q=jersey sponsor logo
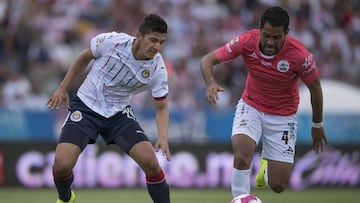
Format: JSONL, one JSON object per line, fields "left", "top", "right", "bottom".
{"left": 261, "top": 59, "right": 272, "bottom": 67}
{"left": 288, "top": 122, "right": 296, "bottom": 140}
{"left": 283, "top": 146, "right": 294, "bottom": 155}
{"left": 225, "top": 43, "right": 232, "bottom": 53}
{"left": 70, "top": 110, "right": 83, "bottom": 122}
{"left": 277, "top": 60, "right": 290, "bottom": 72}
{"left": 136, "top": 130, "right": 145, "bottom": 135}
{"left": 122, "top": 106, "right": 136, "bottom": 120}
{"left": 225, "top": 37, "right": 239, "bottom": 53}
{"left": 248, "top": 52, "right": 258, "bottom": 59}
{"left": 141, "top": 69, "right": 150, "bottom": 78}
{"left": 95, "top": 36, "right": 106, "bottom": 46}
{"left": 302, "top": 55, "right": 313, "bottom": 68}
{"left": 239, "top": 119, "right": 249, "bottom": 127}
{"left": 302, "top": 55, "right": 315, "bottom": 75}
{"left": 230, "top": 37, "right": 239, "bottom": 46}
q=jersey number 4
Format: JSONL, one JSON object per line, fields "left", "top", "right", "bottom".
{"left": 282, "top": 131, "right": 289, "bottom": 145}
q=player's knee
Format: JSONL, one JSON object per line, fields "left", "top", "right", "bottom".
{"left": 53, "top": 158, "right": 73, "bottom": 176}
{"left": 233, "top": 153, "right": 252, "bottom": 169}
{"left": 141, "top": 160, "right": 160, "bottom": 175}
{"left": 269, "top": 182, "right": 286, "bottom": 193}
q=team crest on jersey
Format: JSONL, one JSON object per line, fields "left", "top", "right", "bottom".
{"left": 142, "top": 69, "right": 150, "bottom": 78}
{"left": 277, "top": 60, "right": 290, "bottom": 73}
{"left": 70, "top": 110, "right": 83, "bottom": 122}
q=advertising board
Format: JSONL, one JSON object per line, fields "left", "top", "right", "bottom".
{"left": 0, "top": 143, "right": 358, "bottom": 189}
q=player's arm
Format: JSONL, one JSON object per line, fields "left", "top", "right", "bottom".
{"left": 306, "top": 78, "right": 328, "bottom": 153}
{"left": 307, "top": 79, "right": 323, "bottom": 124}
{"left": 154, "top": 97, "right": 171, "bottom": 161}
{"left": 200, "top": 51, "right": 220, "bottom": 87}
{"left": 200, "top": 51, "right": 224, "bottom": 105}
{"left": 47, "top": 47, "right": 94, "bottom": 109}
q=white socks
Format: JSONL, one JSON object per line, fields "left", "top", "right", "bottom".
{"left": 231, "top": 168, "right": 250, "bottom": 197}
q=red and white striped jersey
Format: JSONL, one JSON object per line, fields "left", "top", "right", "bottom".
{"left": 77, "top": 32, "right": 168, "bottom": 118}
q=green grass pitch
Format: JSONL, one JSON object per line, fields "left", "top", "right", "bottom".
{"left": 0, "top": 187, "right": 359, "bottom": 203}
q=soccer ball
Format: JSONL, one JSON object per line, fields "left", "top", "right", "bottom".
{"left": 231, "top": 194, "right": 263, "bottom": 203}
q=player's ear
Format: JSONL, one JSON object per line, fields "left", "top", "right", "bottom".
{"left": 135, "top": 31, "right": 143, "bottom": 39}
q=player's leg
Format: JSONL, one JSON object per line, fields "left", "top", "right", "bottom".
{"left": 112, "top": 131, "right": 170, "bottom": 203}
{"left": 53, "top": 96, "right": 100, "bottom": 203}
{"left": 256, "top": 158, "right": 293, "bottom": 193}
{"left": 231, "top": 100, "right": 262, "bottom": 197}
{"left": 107, "top": 107, "right": 169, "bottom": 203}
{"left": 129, "top": 141, "right": 170, "bottom": 203}
{"left": 267, "top": 160, "right": 293, "bottom": 193}
{"left": 259, "top": 113, "right": 297, "bottom": 193}
{"left": 53, "top": 143, "right": 79, "bottom": 203}
{"left": 232, "top": 134, "right": 257, "bottom": 197}
{"left": 53, "top": 124, "right": 91, "bottom": 203}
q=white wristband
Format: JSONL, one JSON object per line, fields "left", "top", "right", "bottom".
{"left": 312, "top": 122, "right": 323, "bottom": 128}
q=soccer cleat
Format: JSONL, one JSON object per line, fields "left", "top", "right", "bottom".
{"left": 56, "top": 190, "right": 75, "bottom": 203}
{"left": 255, "top": 158, "right": 268, "bottom": 189}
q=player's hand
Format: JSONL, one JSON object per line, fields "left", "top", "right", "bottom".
{"left": 205, "top": 83, "right": 224, "bottom": 105}
{"left": 311, "top": 127, "right": 327, "bottom": 153}
{"left": 154, "top": 138, "right": 171, "bottom": 161}
{"left": 46, "top": 87, "right": 70, "bottom": 110}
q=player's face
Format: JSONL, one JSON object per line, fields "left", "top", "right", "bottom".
{"left": 137, "top": 32, "right": 166, "bottom": 60}
{"left": 259, "top": 22, "right": 288, "bottom": 56}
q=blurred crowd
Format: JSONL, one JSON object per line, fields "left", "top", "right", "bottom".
{"left": 0, "top": 0, "right": 359, "bottom": 112}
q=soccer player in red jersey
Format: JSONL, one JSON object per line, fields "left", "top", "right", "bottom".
{"left": 200, "top": 6, "right": 327, "bottom": 197}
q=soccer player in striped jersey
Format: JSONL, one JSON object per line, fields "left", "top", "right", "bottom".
{"left": 47, "top": 14, "right": 171, "bottom": 203}
{"left": 200, "top": 6, "right": 327, "bottom": 197}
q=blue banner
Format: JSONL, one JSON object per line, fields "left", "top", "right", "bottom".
{"left": 1, "top": 108, "right": 359, "bottom": 144}
{"left": 0, "top": 109, "right": 55, "bottom": 141}
{"left": 137, "top": 109, "right": 360, "bottom": 144}
{"left": 297, "top": 113, "right": 360, "bottom": 145}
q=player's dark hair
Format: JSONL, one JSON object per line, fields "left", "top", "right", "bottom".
{"left": 260, "top": 6, "right": 289, "bottom": 31}
{"left": 139, "top": 14, "right": 167, "bottom": 35}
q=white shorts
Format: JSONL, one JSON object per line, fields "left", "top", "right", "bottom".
{"left": 231, "top": 100, "right": 297, "bottom": 163}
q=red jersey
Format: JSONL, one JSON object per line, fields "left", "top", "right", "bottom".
{"left": 214, "top": 29, "right": 319, "bottom": 115}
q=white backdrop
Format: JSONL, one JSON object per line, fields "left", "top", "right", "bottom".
{"left": 298, "top": 79, "right": 360, "bottom": 113}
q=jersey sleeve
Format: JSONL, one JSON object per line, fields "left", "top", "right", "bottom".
{"left": 297, "top": 52, "right": 319, "bottom": 84}
{"left": 90, "top": 32, "right": 117, "bottom": 58}
{"left": 151, "top": 57, "right": 169, "bottom": 99}
{"left": 214, "top": 34, "right": 247, "bottom": 62}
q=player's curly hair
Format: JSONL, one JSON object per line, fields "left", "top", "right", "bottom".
{"left": 260, "top": 6, "right": 289, "bottom": 31}
{"left": 139, "top": 14, "right": 167, "bottom": 35}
